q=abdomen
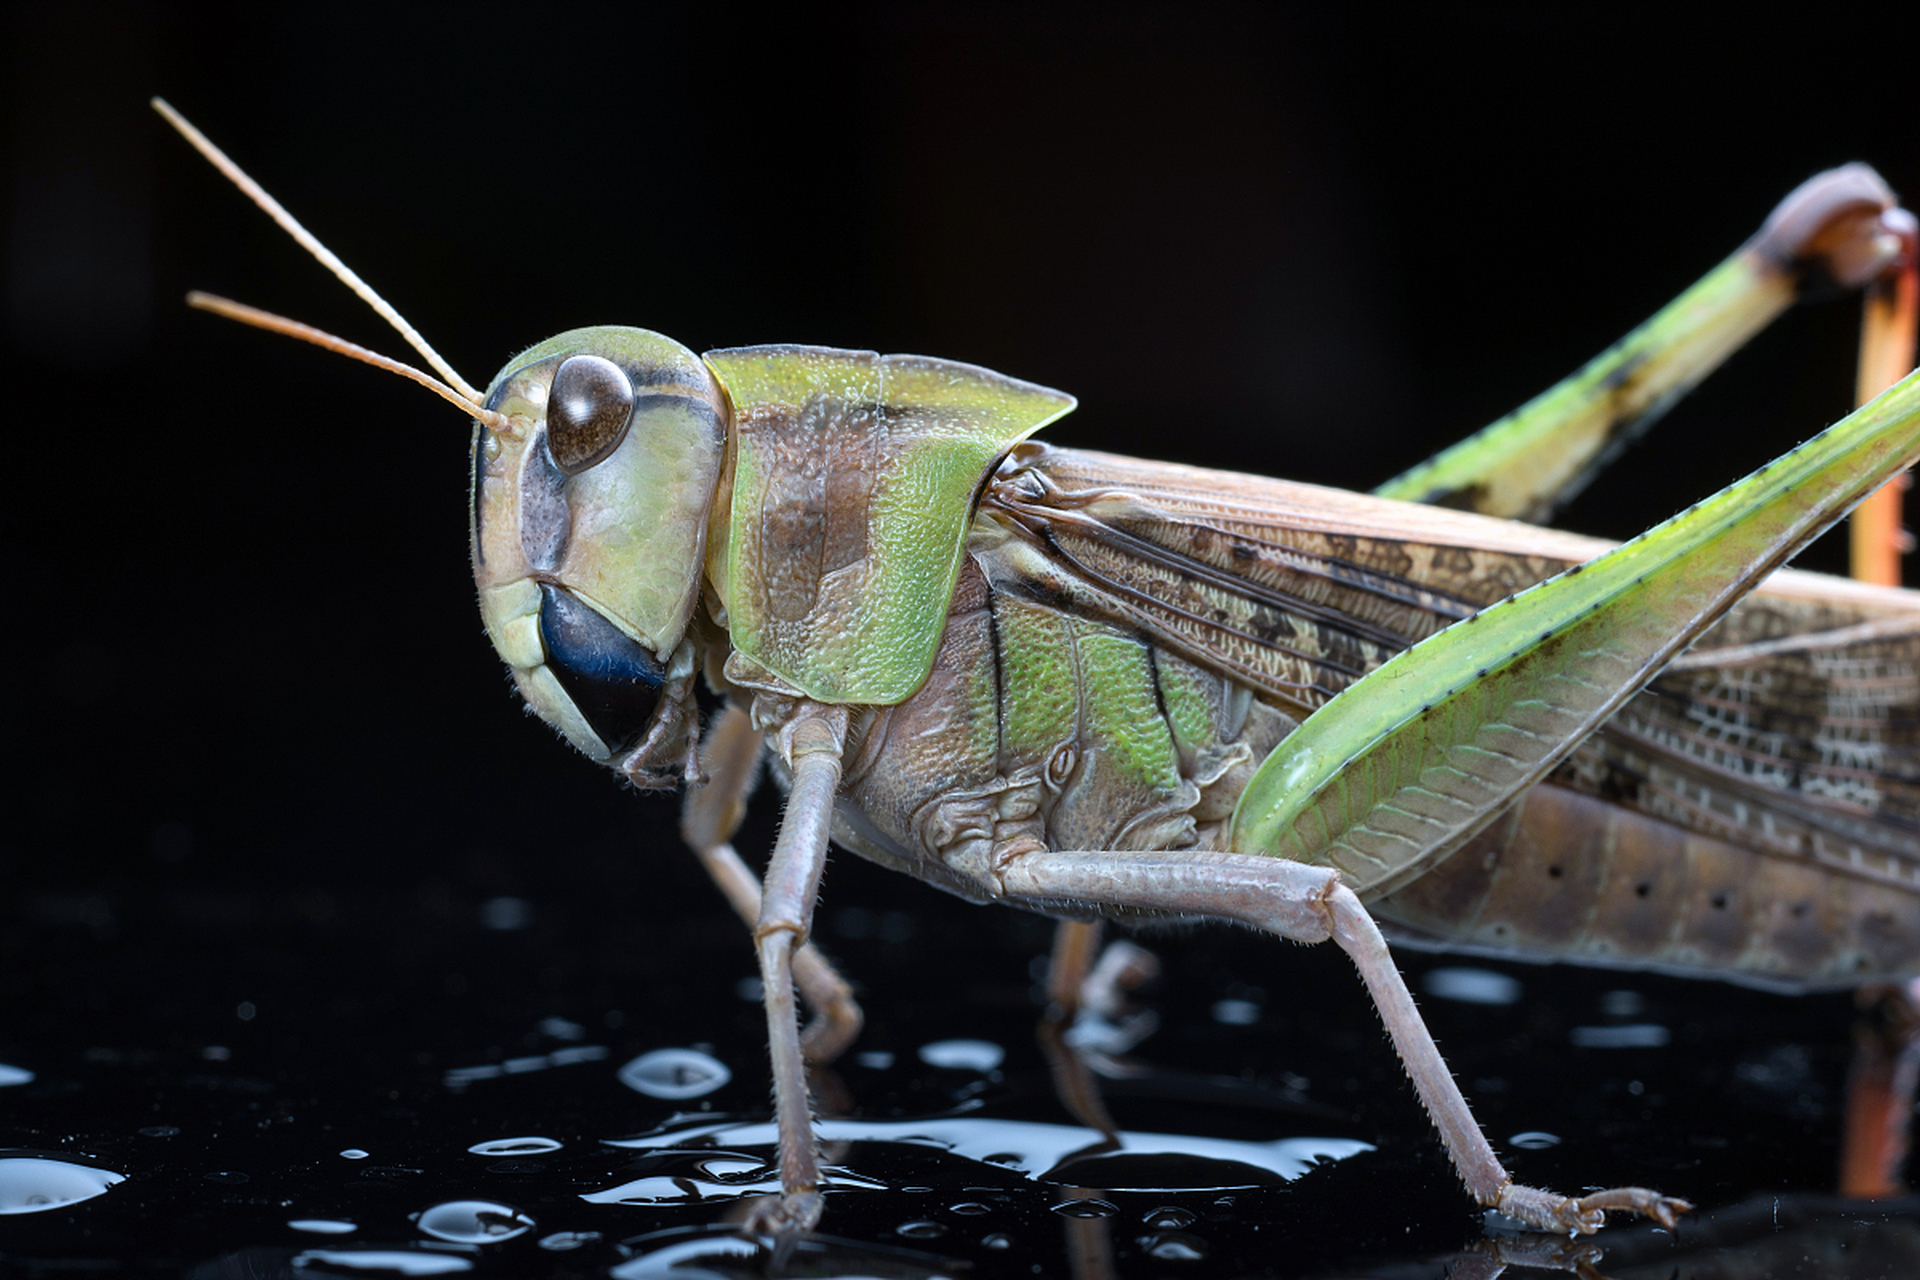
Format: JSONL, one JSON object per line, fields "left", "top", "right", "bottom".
{"left": 1375, "top": 782, "right": 1920, "bottom": 991}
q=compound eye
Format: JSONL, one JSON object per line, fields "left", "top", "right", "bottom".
{"left": 546, "top": 354, "right": 635, "bottom": 474}
{"left": 537, "top": 583, "right": 665, "bottom": 755}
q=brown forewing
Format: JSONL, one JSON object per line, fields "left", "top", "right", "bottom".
{"left": 975, "top": 442, "right": 1920, "bottom": 902}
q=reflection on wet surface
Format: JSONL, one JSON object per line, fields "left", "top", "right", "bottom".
{"left": 414, "top": 1199, "right": 537, "bottom": 1243}
{"left": 0, "top": 1153, "right": 125, "bottom": 1214}
{"left": 616, "top": 1049, "right": 731, "bottom": 1100}
{"left": 291, "top": 1249, "right": 477, "bottom": 1275}
{"left": 597, "top": 1112, "right": 1369, "bottom": 1197}
{"left": 1422, "top": 965, "right": 1522, "bottom": 1006}
{"left": 4, "top": 839, "right": 1915, "bottom": 1277}
{"left": 465, "top": 1137, "right": 563, "bottom": 1158}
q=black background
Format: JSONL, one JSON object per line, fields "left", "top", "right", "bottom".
{"left": 7, "top": 5, "right": 1920, "bottom": 1276}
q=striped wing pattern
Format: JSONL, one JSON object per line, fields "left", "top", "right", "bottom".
{"left": 977, "top": 442, "right": 1920, "bottom": 895}
{"left": 1583, "top": 600, "right": 1920, "bottom": 893}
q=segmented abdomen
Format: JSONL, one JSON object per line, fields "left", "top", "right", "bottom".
{"left": 1375, "top": 782, "right": 1920, "bottom": 990}
{"left": 835, "top": 556, "right": 1295, "bottom": 897}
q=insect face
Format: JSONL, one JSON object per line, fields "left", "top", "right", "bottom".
{"left": 471, "top": 326, "right": 727, "bottom": 776}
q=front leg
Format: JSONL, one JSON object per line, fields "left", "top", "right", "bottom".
{"left": 999, "top": 847, "right": 1690, "bottom": 1235}
{"left": 742, "top": 706, "right": 847, "bottom": 1237}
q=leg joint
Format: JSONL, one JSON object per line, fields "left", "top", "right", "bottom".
{"left": 754, "top": 918, "right": 808, "bottom": 948}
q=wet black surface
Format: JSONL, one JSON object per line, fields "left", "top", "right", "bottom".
{"left": 10, "top": 5, "right": 1920, "bottom": 1277}
{"left": 6, "top": 825, "right": 1917, "bottom": 1278}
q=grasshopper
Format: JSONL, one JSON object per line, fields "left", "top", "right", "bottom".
{"left": 154, "top": 99, "right": 1920, "bottom": 1236}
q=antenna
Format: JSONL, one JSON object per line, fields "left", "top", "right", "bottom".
{"left": 153, "top": 98, "right": 504, "bottom": 426}
{"left": 186, "top": 292, "right": 507, "bottom": 426}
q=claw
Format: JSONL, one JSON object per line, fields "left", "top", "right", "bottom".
{"left": 1573, "top": 1187, "right": 1692, "bottom": 1231}
{"left": 1496, "top": 1182, "right": 1691, "bottom": 1235}
{"left": 742, "top": 1188, "right": 823, "bottom": 1238}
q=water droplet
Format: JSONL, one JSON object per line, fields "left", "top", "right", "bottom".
{"left": 949, "top": 1201, "right": 991, "bottom": 1215}
{"left": 580, "top": 1175, "right": 703, "bottom": 1206}
{"left": 0, "top": 1065, "right": 34, "bottom": 1088}
{"left": 1508, "top": 1131, "right": 1560, "bottom": 1150}
{"left": 339, "top": 1148, "right": 370, "bottom": 1160}
{"left": 415, "top": 1198, "right": 535, "bottom": 1244}
{"left": 293, "top": 1250, "right": 473, "bottom": 1275}
{"left": 1144, "top": 1205, "right": 1196, "bottom": 1229}
{"left": 618, "top": 1048, "right": 731, "bottom": 1099}
{"left": 202, "top": 1045, "right": 230, "bottom": 1061}
{"left": 696, "top": 1157, "right": 767, "bottom": 1180}
{"left": 538, "top": 1231, "right": 601, "bottom": 1251}
{"left": 537, "top": 1016, "right": 586, "bottom": 1041}
{"left": 478, "top": 896, "right": 532, "bottom": 930}
{"left": 205, "top": 1170, "right": 249, "bottom": 1184}
{"left": 289, "top": 1219, "right": 357, "bottom": 1234}
{"left": 0, "top": 1156, "right": 125, "bottom": 1214}
{"left": 138, "top": 1125, "right": 179, "bottom": 1138}
{"left": 917, "top": 1039, "right": 1005, "bottom": 1071}
{"left": 236, "top": 1000, "right": 257, "bottom": 1021}
{"left": 1142, "top": 1231, "right": 1207, "bottom": 1260}
{"left": 467, "top": 1136, "right": 562, "bottom": 1157}
{"left": 897, "top": 1220, "right": 947, "bottom": 1238}
{"left": 982, "top": 1233, "right": 1013, "bottom": 1249}
{"left": 1210, "top": 998, "right": 1260, "bottom": 1026}
{"left": 855, "top": 1051, "right": 894, "bottom": 1069}
{"left": 1052, "top": 1198, "right": 1117, "bottom": 1218}
{"left": 1423, "top": 967, "right": 1522, "bottom": 1005}
{"left": 734, "top": 976, "right": 764, "bottom": 1002}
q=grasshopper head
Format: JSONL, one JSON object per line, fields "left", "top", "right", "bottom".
{"left": 148, "top": 106, "right": 730, "bottom": 786}
{"left": 472, "top": 326, "right": 728, "bottom": 783}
